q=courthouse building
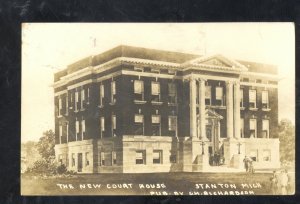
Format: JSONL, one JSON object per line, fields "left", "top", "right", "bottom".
{"left": 54, "top": 45, "right": 280, "bottom": 173}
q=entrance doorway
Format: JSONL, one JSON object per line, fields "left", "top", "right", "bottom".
{"left": 204, "top": 109, "right": 224, "bottom": 166}
{"left": 78, "top": 153, "right": 83, "bottom": 172}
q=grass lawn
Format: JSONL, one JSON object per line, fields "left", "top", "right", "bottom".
{"left": 21, "top": 172, "right": 293, "bottom": 196}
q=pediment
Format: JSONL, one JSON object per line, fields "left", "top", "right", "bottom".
{"left": 205, "top": 109, "right": 223, "bottom": 120}
{"left": 182, "top": 54, "right": 248, "bottom": 73}
{"left": 200, "top": 58, "right": 230, "bottom": 67}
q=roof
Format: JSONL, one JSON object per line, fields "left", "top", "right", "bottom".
{"left": 56, "top": 45, "right": 277, "bottom": 79}
{"left": 67, "top": 45, "right": 200, "bottom": 74}
{"left": 238, "top": 60, "right": 277, "bottom": 75}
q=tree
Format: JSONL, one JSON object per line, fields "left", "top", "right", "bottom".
{"left": 278, "top": 119, "right": 295, "bottom": 165}
{"left": 36, "top": 129, "right": 55, "bottom": 163}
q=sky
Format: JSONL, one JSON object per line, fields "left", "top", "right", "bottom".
{"left": 21, "top": 23, "right": 295, "bottom": 142}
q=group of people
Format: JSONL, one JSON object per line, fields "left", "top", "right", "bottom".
{"left": 270, "top": 169, "right": 291, "bottom": 195}
{"left": 243, "top": 156, "right": 254, "bottom": 173}
{"left": 209, "top": 152, "right": 225, "bottom": 166}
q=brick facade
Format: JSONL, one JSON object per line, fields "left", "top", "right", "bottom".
{"left": 54, "top": 45, "right": 280, "bottom": 173}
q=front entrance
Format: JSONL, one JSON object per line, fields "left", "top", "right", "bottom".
{"left": 78, "top": 153, "right": 83, "bottom": 172}
{"left": 204, "top": 109, "right": 224, "bottom": 166}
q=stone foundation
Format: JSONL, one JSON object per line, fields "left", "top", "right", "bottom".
{"left": 54, "top": 136, "right": 280, "bottom": 173}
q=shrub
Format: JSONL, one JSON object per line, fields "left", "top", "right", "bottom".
{"left": 25, "top": 159, "right": 57, "bottom": 175}
{"left": 56, "top": 164, "right": 67, "bottom": 174}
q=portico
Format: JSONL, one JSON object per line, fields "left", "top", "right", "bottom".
{"left": 184, "top": 54, "right": 247, "bottom": 169}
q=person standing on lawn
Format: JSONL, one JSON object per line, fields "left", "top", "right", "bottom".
{"left": 243, "top": 156, "right": 249, "bottom": 172}
{"left": 248, "top": 159, "right": 255, "bottom": 173}
{"left": 279, "top": 169, "right": 289, "bottom": 194}
{"left": 270, "top": 170, "right": 278, "bottom": 194}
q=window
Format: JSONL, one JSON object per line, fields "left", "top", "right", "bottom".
{"left": 86, "top": 88, "right": 90, "bottom": 104}
{"left": 81, "top": 120, "right": 85, "bottom": 139}
{"left": 58, "top": 154, "right": 63, "bottom": 165}
{"left": 262, "top": 119, "right": 269, "bottom": 138}
{"left": 249, "top": 119, "right": 257, "bottom": 138}
{"left": 66, "top": 123, "right": 69, "bottom": 142}
{"left": 85, "top": 152, "right": 89, "bottom": 166}
{"left": 256, "top": 79, "right": 262, "bottom": 83}
{"left": 262, "top": 150, "right": 271, "bottom": 161}
{"left": 134, "top": 114, "right": 144, "bottom": 135}
{"left": 69, "top": 92, "right": 73, "bottom": 109}
{"left": 151, "top": 68, "right": 160, "bottom": 73}
{"left": 268, "top": 80, "right": 277, "bottom": 85}
{"left": 170, "top": 154, "right": 177, "bottom": 163}
{"left": 59, "top": 125, "right": 63, "bottom": 144}
{"left": 168, "top": 69, "right": 176, "bottom": 75}
{"left": 151, "top": 115, "right": 161, "bottom": 136}
{"left": 135, "top": 150, "right": 146, "bottom": 164}
{"left": 100, "top": 152, "right": 105, "bottom": 166}
{"left": 153, "top": 150, "right": 162, "bottom": 164}
{"left": 112, "top": 151, "right": 117, "bottom": 165}
{"left": 168, "top": 83, "right": 177, "bottom": 104}
{"left": 112, "top": 115, "right": 116, "bottom": 137}
{"left": 215, "top": 86, "right": 223, "bottom": 106}
{"left": 250, "top": 150, "right": 258, "bottom": 162}
{"left": 72, "top": 153, "right": 75, "bottom": 167}
{"left": 205, "top": 86, "right": 211, "bottom": 105}
{"left": 75, "top": 91, "right": 79, "bottom": 111}
{"left": 81, "top": 89, "right": 85, "bottom": 109}
{"left": 242, "top": 78, "right": 249, "bottom": 82}
{"left": 168, "top": 116, "right": 177, "bottom": 136}
{"left": 100, "top": 84, "right": 104, "bottom": 106}
{"left": 134, "top": 80, "right": 144, "bottom": 101}
{"left": 111, "top": 81, "right": 116, "bottom": 103}
{"left": 151, "top": 82, "right": 161, "bottom": 102}
{"left": 100, "top": 117, "right": 105, "bottom": 137}
{"left": 240, "top": 118, "right": 244, "bottom": 138}
{"left": 134, "top": 66, "right": 143, "bottom": 72}
{"left": 76, "top": 120, "right": 80, "bottom": 140}
{"left": 249, "top": 89, "right": 257, "bottom": 108}
{"left": 240, "top": 89, "right": 244, "bottom": 107}
{"left": 65, "top": 95, "right": 68, "bottom": 115}
{"left": 58, "top": 97, "right": 62, "bottom": 116}
{"left": 262, "top": 90, "right": 269, "bottom": 109}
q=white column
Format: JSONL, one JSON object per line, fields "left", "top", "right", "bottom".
{"left": 190, "top": 76, "right": 197, "bottom": 138}
{"left": 198, "top": 78, "right": 207, "bottom": 140}
{"left": 226, "top": 81, "right": 234, "bottom": 138}
{"left": 234, "top": 82, "right": 241, "bottom": 139}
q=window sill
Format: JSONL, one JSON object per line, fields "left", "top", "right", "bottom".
{"left": 240, "top": 107, "right": 245, "bottom": 110}
{"left": 134, "top": 100, "right": 147, "bottom": 104}
{"left": 57, "top": 115, "right": 63, "bottom": 118}
{"left": 80, "top": 108, "right": 86, "bottom": 111}
{"left": 109, "top": 102, "right": 116, "bottom": 106}
{"left": 98, "top": 105, "right": 104, "bottom": 108}
{"left": 74, "top": 110, "right": 79, "bottom": 113}
{"left": 262, "top": 108, "right": 271, "bottom": 112}
{"left": 168, "top": 102, "right": 178, "bottom": 106}
{"left": 249, "top": 108, "right": 258, "bottom": 111}
{"left": 151, "top": 101, "right": 163, "bottom": 105}
{"left": 69, "top": 107, "right": 73, "bottom": 110}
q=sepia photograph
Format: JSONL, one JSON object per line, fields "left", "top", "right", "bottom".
{"left": 21, "top": 23, "right": 295, "bottom": 195}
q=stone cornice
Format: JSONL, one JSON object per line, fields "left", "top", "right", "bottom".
{"left": 53, "top": 55, "right": 277, "bottom": 90}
